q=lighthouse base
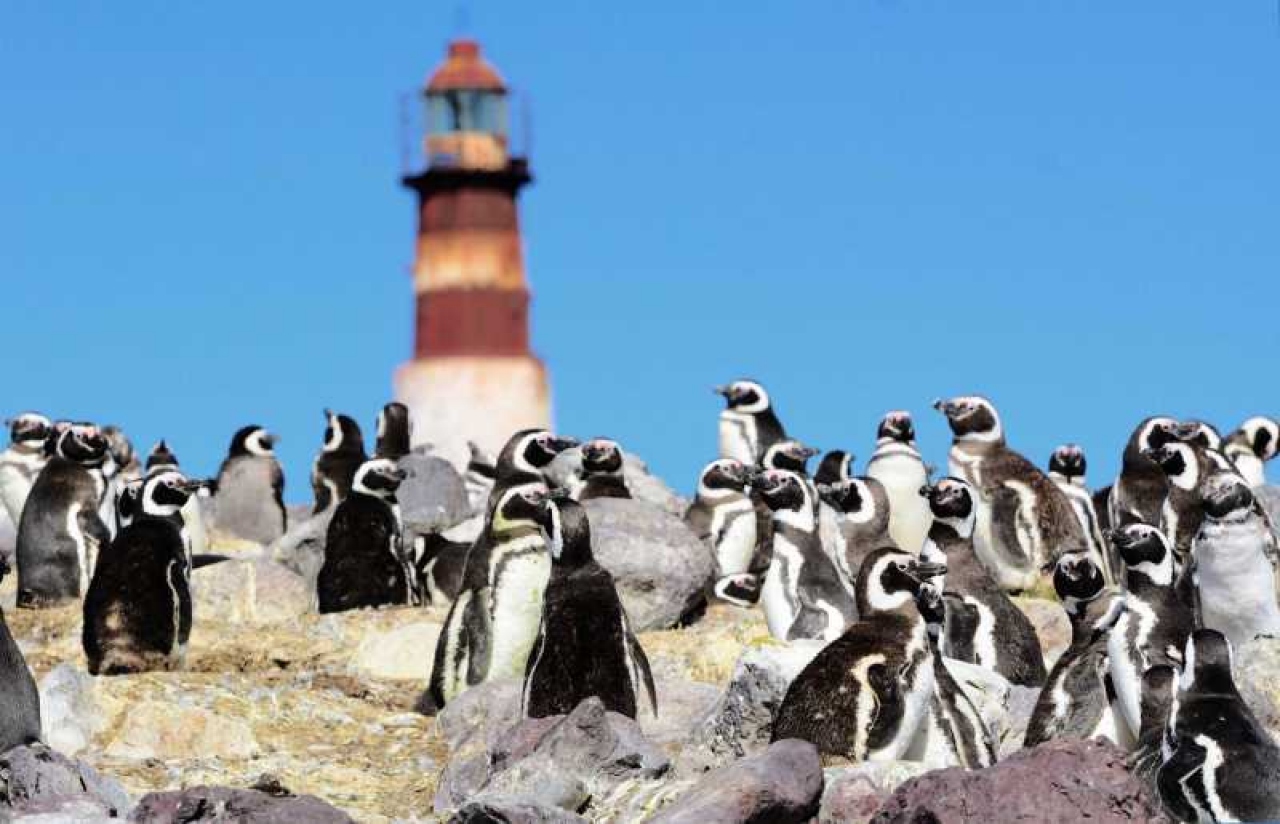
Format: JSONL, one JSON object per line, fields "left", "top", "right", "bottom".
{"left": 394, "top": 355, "right": 552, "bottom": 469}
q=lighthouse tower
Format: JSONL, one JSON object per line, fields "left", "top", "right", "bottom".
{"left": 395, "top": 40, "right": 551, "bottom": 466}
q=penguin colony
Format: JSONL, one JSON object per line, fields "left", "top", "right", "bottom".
{"left": 0, "top": 386, "right": 1275, "bottom": 822}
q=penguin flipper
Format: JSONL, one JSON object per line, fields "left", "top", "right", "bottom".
{"left": 990, "top": 485, "right": 1037, "bottom": 572}
{"left": 1155, "top": 734, "right": 1208, "bottom": 824}
{"left": 626, "top": 628, "right": 658, "bottom": 719}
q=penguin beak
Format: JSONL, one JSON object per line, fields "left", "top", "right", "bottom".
{"left": 713, "top": 385, "right": 731, "bottom": 397}
{"left": 548, "top": 435, "right": 579, "bottom": 453}
{"left": 918, "top": 484, "right": 934, "bottom": 499}
{"left": 264, "top": 433, "right": 279, "bottom": 447}
{"left": 914, "top": 562, "right": 948, "bottom": 580}
{"left": 801, "top": 445, "right": 821, "bottom": 459}
{"left": 176, "top": 478, "right": 211, "bottom": 494}
{"left": 931, "top": 398, "right": 947, "bottom": 413}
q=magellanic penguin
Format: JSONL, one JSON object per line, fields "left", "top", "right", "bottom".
{"left": 0, "top": 604, "right": 39, "bottom": 751}
{"left": 1108, "top": 416, "right": 1179, "bottom": 530}
{"left": 1048, "top": 444, "right": 1115, "bottom": 584}
{"left": 753, "top": 468, "right": 857, "bottom": 642}
{"left": 817, "top": 476, "right": 894, "bottom": 592}
{"left": 1176, "top": 419, "right": 1222, "bottom": 452}
{"left": 16, "top": 424, "right": 111, "bottom": 607}
{"left": 684, "top": 458, "right": 759, "bottom": 607}
{"left": 1127, "top": 664, "right": 1178, "bottom": 797}
{"left": 318, "top": 459, "right": 413, "bottom": 614}
{"left": 1224, "top": 415, "right": 1279, "bottom": 488}
{"left": 145, "top": 441, "right": 210, "bottom": 571}
{"left": 213, "top": 425, "right": 286, "bottom": 547}
{"left": 374, "top": 401, "right": 412, "bottom": 461}
{"left": 935, "top": 396, "right": 1088, "bottom": 592}
{"left": 98, "top": 425, "right": 141, "bottom": 540}
{"left": 574, "top": 438, "right": 631, "bottom": 501}
{"left": 0, "top": 412, "right": 52, "bottom": 530}
{"left": 428, "top": 429, "right": 578, "bottom": 709}
{"left": 905, "top": 582, "right": 998, "bottom": 769}
{"left": 771, "top": 547, "right": 947, "bottom": 761}
{"left": 814, "top": 450, "right": 854, "bottom": 487}
{"left": 755, "top": 438, "right": 820, "bottom": 580}
{"left": 1106, "top": 523, "right": 1194, "bottom": 743}
{"left": 1146, "top": 439, "right": 1220, "bottom": 564}
{"left": 1157, "top": 629, "right": 1280, "bottom": 824}
{"left": 866, "top": 411, "right": 933, "bottom": 556}
{"left": 715, "top": 379, "right": 786, "bottom": 467}
{"left": 311, "top": 409, "right": 367, "bottom": 515}
{"left": 1024, "top": 552, "right": 1129, "bottom": 748}
{"left": 522, "top": 493, "right": 656, "bottom": 720}
{"left": 83, "top": 470, "right": 200, "bottom": 674}
{"left": 918, "top": 478, "right": 1046, "bottom": 687}
{"left": 463, "top": 441, "right": 496, "bottom": 516}
{"left": 1192, "top": 472, "right": 1280, "bottom": 648}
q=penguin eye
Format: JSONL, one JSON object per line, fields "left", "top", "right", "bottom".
{"left": 895, "top": 562, "right": 908, "bottom": 572}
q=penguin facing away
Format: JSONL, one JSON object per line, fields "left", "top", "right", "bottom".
{"left": 145, "top": 440, "right": 180, "bottom": 472}
{"left": 866, "top": 410, "right": 933, "bottom": 556}
{"left": 214, "top": 425, "right": 286, "bottom": 547}
{"left": 684, "top": 458, "right": 759, "bottom": 607}
{"left": 0, "top": 412, "right": 52, "bottom": 531}
{"left": 374, "top": 401, "right": 412, "bottom": 461}
{"left": 522, "top": 494, "right": 656, "bottom": 720}
{"left": 770, "top": 547, "right": 946, "bottom": 761}
{"left": 814, "top": 450, "right": 854, "bottom": 486}
{"left": 318, "top": 459, "right": 413, "bottom": 614}
{"left": 83, "top": 471, "right": 199, "bottom": 674}
{"left": 1223, "top": 415, "right": 1279, "bottom": 488}
{"left": 714, "top": 379, "right": 786, "bottom": 467}
{"left": 0, "top": 604, "right": 39, "bottom": 751}
{"left": 311, "top": 409, "right": 367, "bottom": 515}
{"left": 575, "top": 438, "right": 631, "bottom": 501}
{"left": 1048, "top": 443, "right": 1115, "bottom": 583}
{"left": 1157, "top": 630, "right": 1280, "bottom": 824}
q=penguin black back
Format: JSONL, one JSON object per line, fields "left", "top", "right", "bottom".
{"left": 312, "top": 410, "right": 367, "bottom": 514}
{"left": 0, "top": 608, "right": 39, "bottom": 750}
{"left": 375, "top": 402, "right": 412, "bottom": 461}
{"left": 814, "top": 450, "right": 854, "bottom": 486}
{"left": 318, "top": 459, "right": 411, "bottom": 614}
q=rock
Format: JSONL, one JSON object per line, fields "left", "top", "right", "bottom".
{"left": 434, "top": 679, "right": 523, "bottom": 750}
{"left": 349, "top": 620, "right": 440, "bottom": 682}
{"left": 0, "top": 744, "right": 131, "bottom": 819}
{"left": 581, "top": 497, "right": 712, "bottom": 631}
{"left": 37, "top": 664, "right": 103, "bottom": 756}
{"left": 649, "top": 739, "right": 822, "bottom": 824}
{"left": 1233, "top": 635, "right": 1280, "bottom": 739}
{"left": 1014, "top": 597, "right": 1070, "bottom": 667}
{"left": 819, "top": 762, "right": 929, "bottom": 824}
{"left": 129, "top": 785, "right": 354, "bottom": 823}
{"left": 1001, "top": 685, "right": 1041, "bottom": 757}
{"left": 449, "top": 796, "right": 589, "bottom": 824}
{"left": 399, "top": 451, "right": 472, "bottom": 534}
{"left": 640, "top": 675, "right": 720, "bottom": 751}
{"left": 193, "top": 558, "right": 312, "bottom": 624}
{"left": 1258, "top": 486, "right": 1280, "bottom": 539}
{"left": 270, "top": 509, "right": 333, "bottom": 587}
{"left": 105, "top": 701, "right": 259, "bottom": 760}
{"left": 682, "top": 639, "right": 824, "bottom": 771}
{"left": 870, "top": 738, "right": 1171, "bottom": 824}
{"left": 10, "top": 797, "right": 118, "bottom": 823}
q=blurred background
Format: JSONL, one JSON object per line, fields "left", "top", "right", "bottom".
{"left": 1, "top": 2, "right": 1276, "bottom": 498}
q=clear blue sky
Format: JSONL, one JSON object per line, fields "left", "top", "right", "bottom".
{"left": 2, "top": 2, "right": 1277, "bottom": 500}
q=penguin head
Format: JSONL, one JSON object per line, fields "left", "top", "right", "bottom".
{"left": 1143, "top": 441, "right": 1199, "bottom": 491}
{"left": 1131, "top": 416, "right": 1180, "bottom": 456}
{"left": 1048, "top": 444, "right": 1087, "bottom": 484}
{"left": 751, "top": 469, "right": 811, "bottom": 514}
{"left": 921, "top": 477, "right": 977, "bottom": 537}
{"left": 813, "top": 450, "right": 854, "bottom": 486}
{"left": 1175, "top": 419, "right": 1221, "bottom": 451}
{"left": 44, "top": 420, "right": 73, "bottom": 457}
{"left": 352, "top": 458, "right": 406, "bottom": 500}
{"left": 230, "top": 425, "right": 278, "bottom": 459}
{"left": 5, "top": 412, "right": 51, "bottom": 449}
{"left": 1200, "top": 472, "right": 1255, "bottom": 521}
{"left": 321, "top": 409, "right": 366, "bottom": 456}
{"left": 580, "top": 438, "right": 624, "bottom": 475}
{"left": 1109, "top": 523, "right": 1174, "bottom": 585}
{"left": 713, "top": 379, "right": 771, "bottom": 414}
{"left": 146, "top": 439, "right": 180, "bottom": 472}
{"left": 57, "top": 423, "right": 108, "bottom": 467}
{"left": 140, "top": 470, "right": 205, "bottom": 518}
{"left": 818, "top": 478, "right": 885, "bottom": 527}
{"left": 1052, "top": 551, "right": 1106, "bottom": 608}
{"left": 1230, "top": 415, "right": 1280, "bottom": 462}
{"left": 856, "top": 546, "right": 948, "bottom": 616}
{"left": 101, "top": 425, "right": 135, "bottom": 470}
{"left": 876, "top": 410, "right": 916, "bottom": 445}
{"left": 534, "top": 493, "right": 593, "bottom": 566}
{"left": 932, "top": 396, "right": 1003, "bottom": 443}
{"left": 697, "top": 459, "right": 751, "bottom": 498}
{"left": 116, "top": 478, "right": 143, "bottom": 525}
{"left": 375, "top": 402, "right": 412, "bottom": 460}
{"left": 759, "top": 439, "right": 819, "bottom": 475}
{"left": 498, "top": 429, "right": 579, "bottom": 480}
{"left": 1181, "top": 629, "right": 1236, "bottom": 696}
{"left": 491, "top": 481, "right": 549, "bottom": 535}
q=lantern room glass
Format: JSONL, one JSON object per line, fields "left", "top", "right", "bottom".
{"left": 426, "top": 89, "right": 509, "bottom": 137}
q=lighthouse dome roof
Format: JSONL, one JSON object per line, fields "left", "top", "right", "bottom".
{"left": 426, "top": 40, "right": 507, "bottom": 93}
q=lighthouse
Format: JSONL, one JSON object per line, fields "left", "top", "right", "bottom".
{"left": 395, "top": 40, "right": 551, "bottom": 466}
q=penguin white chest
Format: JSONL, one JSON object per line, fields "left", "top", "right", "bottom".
{"left": 712, "top": 500, "right": 756, "bottom": 577}
{"left": 486, "top": 537, "right": 551, "bottom": 681}
{"left": 867, "top": 450, "right": 931, "bottom": 554}
{"left": 718, "top": 412, "right": 757, "bottom": 465}
{"left": 761, "top": 534, "right": 803, "bottom": 639}
{"left": 1195, "top": 519, "right": 1280, "bottom": 647}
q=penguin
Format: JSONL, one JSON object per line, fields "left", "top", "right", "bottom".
{"left": 865, "top": 410, "right": 932, "bottom": 556}
{"left": 428, "top": 429, "right": 578, "bottom": 708}
{"left": 42, "top": 420, "right": 73, "bottom": 458}
{"left": 463, "top": 441, "right": 496, "bottom": 515}
{"left": 1024, "top": 552, "right": 1128, "bottom": 748}
{"left": 1175, "top": 419, "right": 1222, "bottom": 452}
{"left": 684, "top": 458, "right": 759, "bottom": 607}
{"left": 574, "top": 438, "right": 631, "bottom": 501}
{"left": 1106, "top": 523, "right": 1194, "bottom": 743}
{"left": 1192, "top": 471, "right": 1280, "bottom": 648}
{"left": 522, "top": 494, "right": 656, "bottom": 720}
{"left": 374, "top": 402, "right": 412, "bottom": 461}
{"left": 906, "top": 582, "right": 998, "bottom": 769}
{"left": 0, "top": 412, "right": 52, "bottom": 530}
{"left": 1127, "top": 665, "right": 1178, "bottom": 798}
{"left": 0, "top": 605, "right": 40, "bottom": 751}
{"left": 213, "top": 425, "right": 286, "bottom": 546}
{"left": 918, "top": 478, "right": 1046, "bottom": 687}
{"left": 1157, "top": 629, "right": 1280, "bottom": 824}
{"left": 1145, "top": 440, "right": 1213, "bottom": 562}
{"left": 144, "top": 440, "right": 210, "bottom": 570}
{"left": 759, "top": 439, "right": 820, "bottom": 475}
{"left": 1223, "top": 415, "right": 1279, "bottom": 488}
{"left": 318, "top": 458, "right": 413, "bottom": 614}
{"left": 753, "top": 468, "right": 858, "bottom": 642}
{"left": 16, "top": 423, "right": 110, "bottom": 607}
{"left": 114, "top": 477, "right": 144, "bottom": 532}
{"left": 814, "top": 450, "right": 854, "bottom": 486}
{"left": 817, "top": 476, "right": 894, "bottom": 590}
{"left": 145, "top": 440, "right": 180, "bottom": 472}
{"left": 770, "top": 547, "right": 947, "bottom": 760}
{"left": 1047, "top": 443, "right": 1115, "bottom": 583}
{"left": 714, "top": 379, "right": 786, "bottom": 466}
{"left": 414, "top": 531, "right": 470, "bottom": 605}
{"left": 311, "top": 409, "right": 367, "bottom": 515}
{"left": 1109, "top": 416, "right": 1179, "bottom": 530}
{"left": 935, "top": 396, "right": 1087, "bottom": 591}
{"left": 83, "top": 470, "right": 199, "bottom": 674}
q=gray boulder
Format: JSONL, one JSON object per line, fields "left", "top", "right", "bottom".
{"left": 0, "top": 744, "right": 130, "bottom": 819}
{"left": 432, "top": 680, "right": 524, "bottom": 810}
{"left": 270, "top": 509, "right": 333, "bottom": 587}
{"left": 399, "top": 451, "right": 472, "bottom": 534}
{"left": 449, "top": 796, "right": 588, "bottom": 824}
{"left": 9, "top": 797, "right": 118, "bottom": 823}
{"left": 1234, "top": 635, "right": 1280, "bottom": 740}
{"left": 649, "top": 739, "right": 822, "bottom": 824}
{"left": 1002, "top": 685, "right": 1041, "bottom": 757}
{"left": 38, "top": 664, "right": 102, "bottom": 756}
{"left": 819, "top": 762, "right": 929, "bottom": 824}
{"left": 582, "top": 497, "right": 713, "bottom": 631}
{"left": 129, "top": 785, "right": 354, "bottom": 823}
